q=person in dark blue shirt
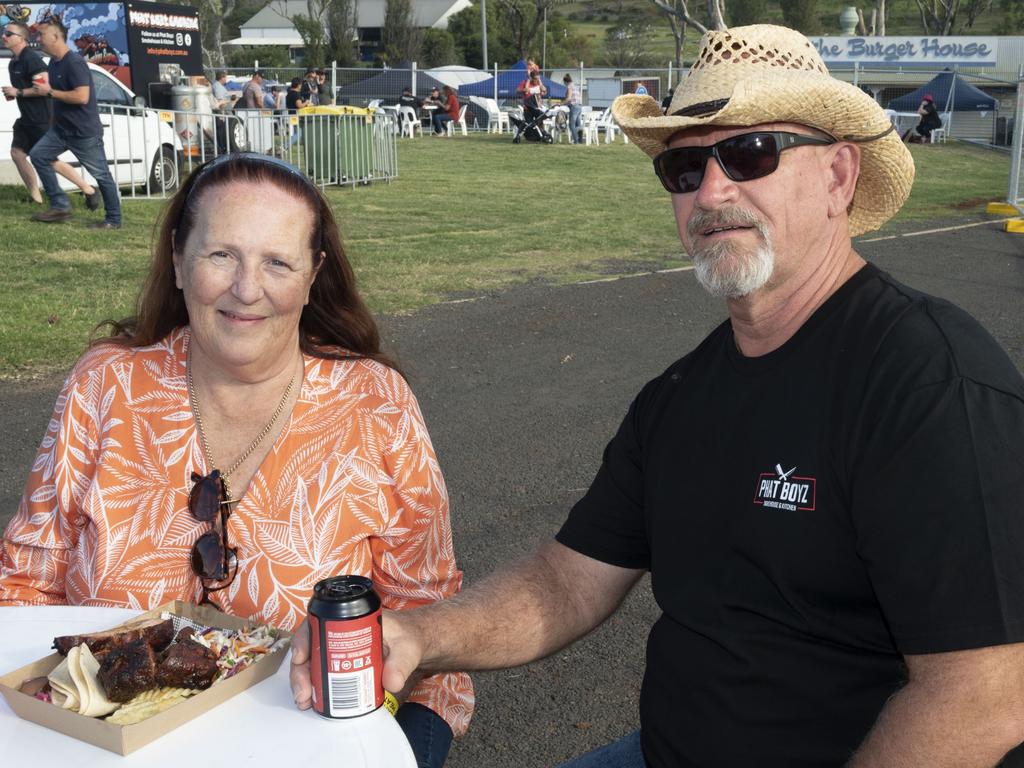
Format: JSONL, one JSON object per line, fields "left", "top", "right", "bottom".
{"left": 27, "top": 15, "right": 121, "bottom": 228}
{"left": 2, "top": 20, "right": 97, "bottom": 206}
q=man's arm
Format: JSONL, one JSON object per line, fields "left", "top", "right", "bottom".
{"left": 32, "top": 81, "right": 89, "bottom": 105}
{"left": 848, "top": 643, "right": 1024, "bottom": 767}
{"left": 289, "top": 539, "right": 645, "bottom": 707}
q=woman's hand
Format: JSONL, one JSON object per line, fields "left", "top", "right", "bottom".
{"left": 289, "top": 618, "right": 313, "bottom": 709}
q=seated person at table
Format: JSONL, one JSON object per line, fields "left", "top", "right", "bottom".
{"left": 399, "top": 86, "right": 421, "bottom": 110}
{"left": 0, "top": 152, "right": 472, "bottom": 768}
{"left": 431, "top": 85, "right": 460, "bottom": 135}
{"left": 903, "top": 94, "right": 943, "bottom": 143}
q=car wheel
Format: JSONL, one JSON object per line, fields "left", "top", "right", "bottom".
{"left": 149, "top": 145, "right": 179, "bottom": 192}
{"left": 228, "top": 119, "right": 248, "bottom": 152}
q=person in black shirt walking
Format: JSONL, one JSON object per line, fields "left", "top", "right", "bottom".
{"left": 27, "top": 15, "right": 121, "bottom": 228}
{"left": 2, "top": 20, "right": 96, "bottom": 206}
{"left": 289, "top": 24, "right": 1024, "bottom": 768}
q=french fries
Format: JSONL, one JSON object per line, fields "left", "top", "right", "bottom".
{"left": 105, "top": 687, "right": 200, "bottom": 726}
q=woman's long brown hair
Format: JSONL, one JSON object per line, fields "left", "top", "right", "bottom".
{"left": 94, "top": 154, "right": 397, "bottom": 372}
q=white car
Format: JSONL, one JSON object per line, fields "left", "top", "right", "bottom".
{"left": 0, "top": 56, "right": 182, "bottom": 193}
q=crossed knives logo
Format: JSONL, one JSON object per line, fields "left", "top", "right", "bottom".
{"left": 753, "top": 463, "right": 817, "bottom": 511}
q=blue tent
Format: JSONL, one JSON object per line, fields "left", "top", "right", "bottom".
{"left": 459, "top": 60, "right": 567, "bottom": 100}
{"left": 887, "top": 70, "right": 996, "bottom": 112}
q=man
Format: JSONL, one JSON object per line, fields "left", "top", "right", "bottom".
{"left": 398, "top": 85, "right": 421, "bottom": 110}
{"left": 299, "top": 68, "right": 318, "bottom": 106}
{"left": 2, "top": 21, "right": 98, "bottom": 207}
{"left": 315, "top": 69, "right": 332, "bottom": 106}
{"left": 28, "top": 16, "right": 120, "bottom": 228}
{"left": 287, "top": 24, "right": 1024, "bottom": 767}
{"left": 241, "top": 70, "right": 264, "bottom": 109}
{"left": 210, "top": 70, "right": 230, "bottom": 110}
{"left": 283, "top": 77, "right": 307, "bottom": 150}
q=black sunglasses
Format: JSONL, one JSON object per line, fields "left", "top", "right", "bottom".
{"left": 189, "top": 470, "right": 238, "bottom": 604}
{"left": 653, "top": 131, "right": 835, "bottom": 194}
{"left": 3, "top": 30, "right": 23, "bottom": 38}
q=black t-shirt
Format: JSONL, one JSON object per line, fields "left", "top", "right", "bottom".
{"left": 399, "top": 93, "right": 421, "bottom": 109}
{"left": 8, "top": 47, "right": 51, "bottom": 127}
{"left": 556, "top": 263, "right": 1024, "bottom": 767}
{"left": 285, "top": 89, "right": 304, "bottom": 111}
{"left": 47, "top": 50, "right": 102, "bottom": 138}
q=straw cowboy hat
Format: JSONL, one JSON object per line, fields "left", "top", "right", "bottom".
{"left": 611, "top": 24, "right": 914, "bottom": 236}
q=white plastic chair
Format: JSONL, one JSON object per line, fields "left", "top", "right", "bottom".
{"left": 582, "top": 110, "right": 600, "bottom": 145}
{"left": 930, "top": 115, "right": 949, "bottom": 144}
{"left": 484, "top": 98, "right": 509, "bottom": 133}
{"left": 446, "top": 104, "right": 468, "bottom": 136}
{"left": 398, "top": 106, "right": 421, "bottom": 138}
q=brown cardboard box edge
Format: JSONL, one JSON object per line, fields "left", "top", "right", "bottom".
{"left": 0, "top": 600, "right": 292, "bottom": 755}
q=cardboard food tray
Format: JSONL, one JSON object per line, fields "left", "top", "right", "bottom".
{"left": 0, "top": 600, "right": 292, "bottom": 755}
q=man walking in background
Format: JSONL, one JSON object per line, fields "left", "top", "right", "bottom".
{"left": 2, "top": 20, "right": 98, "bottom": 208}
{"left": 241, "top": 70, "right": 264, "bottom": 109}
{"left": 27, "top": 15, "right": 120, "bottom": 228}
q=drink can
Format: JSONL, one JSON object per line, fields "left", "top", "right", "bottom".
{"left": 307, "top": 575, "right": 384, "bottom": 719}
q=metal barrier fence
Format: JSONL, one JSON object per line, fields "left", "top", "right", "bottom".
{"left": 92, "top": 101, "right": 398, "bottom": 201}
{"left": 219, "top": 64, "right": 1021, "bottom": 143}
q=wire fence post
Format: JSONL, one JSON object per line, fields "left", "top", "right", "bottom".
{"left": 1007, "top": 74, "right": 1024, "bottom": 212}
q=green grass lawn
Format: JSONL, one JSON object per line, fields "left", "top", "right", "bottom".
{"left": 0, "top": 136, "right": 1010, "bottom": 378}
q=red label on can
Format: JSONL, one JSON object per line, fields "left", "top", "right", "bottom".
{"left": 309, "top": 609, "right": 384, "bottom": 718}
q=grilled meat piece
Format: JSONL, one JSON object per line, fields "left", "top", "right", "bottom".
{"left": 156, "top": 639, "right": 219, "bottom": 690}
{"left": 53, "top": 618, "right": 174, "bottom": 657}
{"left": 98, "top": 638, "right": 157, "bottom": 702}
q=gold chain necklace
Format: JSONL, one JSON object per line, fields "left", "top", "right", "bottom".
{"left": 187, "top": 348, "right": 297, "bottom": 502}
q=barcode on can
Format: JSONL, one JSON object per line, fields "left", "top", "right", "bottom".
{"left": 328, "top": 669, "right": 374, "bottom": 716}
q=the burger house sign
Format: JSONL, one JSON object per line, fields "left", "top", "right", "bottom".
{"left": 810, "top": 36, "right": 998, "bottom": 66}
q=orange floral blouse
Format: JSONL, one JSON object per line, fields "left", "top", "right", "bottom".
{"left": 0, "top": 327, "right": 473, "bottom": 735}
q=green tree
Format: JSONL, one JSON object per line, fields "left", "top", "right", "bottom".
{"left": 604, "top": 20, "right": 656, "bottom": 68}
{"left": 225, "top": 44, "right": 292, "bottom": 68}
{"left": 729, "top": 0, "right": 768, "bottom": 26}
{"left": 325, "top": 0, "right": 358, "bottom": 66}
{"left": 779, "top": 0, "right": 821, "bottom": 33}
{"left": 421, "top": 29, "right": 460, "bottom": 66}
{"left": 998, "top": 0, "right": 1024, "bottom": 30}
{"left": 382, "top": 0, "right": 423, "bottom": 64}
{"left": 446, "top": 1, "right": 517, "bottom": 67}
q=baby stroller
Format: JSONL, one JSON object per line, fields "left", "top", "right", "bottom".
{"left": 510, "top": 104, "right": 554, "bottom": 144}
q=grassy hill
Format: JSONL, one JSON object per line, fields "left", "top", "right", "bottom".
{"left": 552, "top": 0, "right": 1008, "bottom": 67}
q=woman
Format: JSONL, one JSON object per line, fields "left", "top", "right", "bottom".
{"left": 562, "top": 74, "right": 581, "bottom": 145}
{"left": 431, "top": 85, "right": 460, "bottom": 135}
{"left": 0, "top": 153, "right": 471, "bottom": 767}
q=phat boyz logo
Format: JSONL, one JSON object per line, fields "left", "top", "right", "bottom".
{"left": 753, "top": 464, "right": 817, "bottom": 511}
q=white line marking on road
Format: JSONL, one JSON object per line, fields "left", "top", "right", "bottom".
{"left": 577, "top": 265, "right": 694, "bottom": 285}
{"left": 859, "top": 218, "right": 1014, "bottom": 243}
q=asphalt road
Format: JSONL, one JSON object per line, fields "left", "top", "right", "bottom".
{"left": 1, "top": 215, "right": 1023, "bottom": 766}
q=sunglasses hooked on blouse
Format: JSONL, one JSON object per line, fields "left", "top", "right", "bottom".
{"left": 652, "top": 131, "right": 836, "bottom": 195}
{"left": 189, "top": 469, "right": 239, "bottom": 604}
